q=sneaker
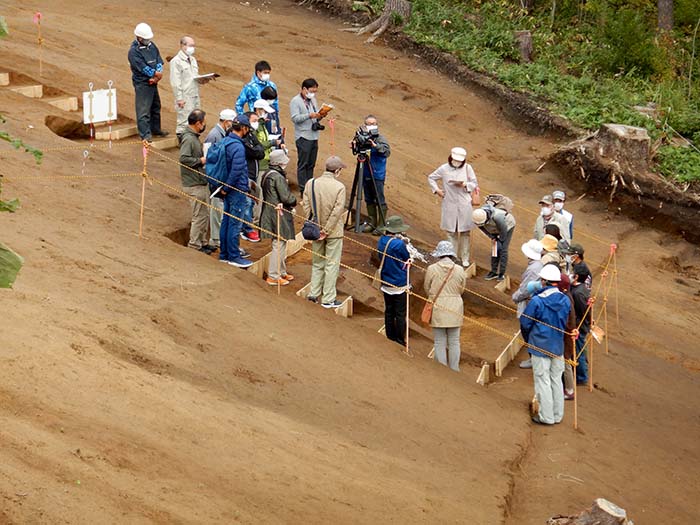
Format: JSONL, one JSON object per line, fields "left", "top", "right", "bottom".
{"left": 219, "top": 258, "right": 229, "bottom": 263}
{"left": 204, "top": 244, "right": 219, "bottom": 252}
{"left": 240, "top": 231, "right": 260, "bottom": 243}
{"left": 197, "top": 246, "right": 214, "bottom": 255}
{"left": 307, "top": 295, "right": 318, "bottom": 303}
{"left": 484, "top": 272, "right": 498, "bottom": 281}
{"left": 152, "top": 130, "right": 169, "bottom": 137}
{"left": 322, "top": 300, "right": 343, "bottom": 309}
{"left": 240, "top": 248, "right": 251, "bottom": 258}
{"left": 496, "top": 274, "right": 505, "bottom": 282}
{"left": 531, "top": 416, "right": 552, "bottom": 425}
{"left": 281, "top": 273, "right": 295, "bottom": 282}
{"left": 564, "top": 390, "right": 575, "bottom": 401}
{"left": 519, "top": 358, "right": 532, "bottom": 369}
{"left": 266, "top": 277, "right": 289, "bottom": 286}
{"left": 228, "top": 257, "right": 253, "bottom": 268}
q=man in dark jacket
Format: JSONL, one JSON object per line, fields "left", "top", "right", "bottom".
{"left": 127, "top": 23, "right": 168, "bottom": 142}
{"left": 571, "top": 263, "right": 592, "bottom": 384}
{"left": 219, "top": 114, "right": 253, "bottom": 268}
{"left": 377, "top": 216, "right": 411, "bottom": 347}
{"left": 520, "top": 264, "right": 571, "bottom": 425}
{"left": 356, "top": 115, "right": 391, "bottom": 234}
{"left": 240, "top": 112, "right": 265, "bottom": 243}
{"left": 179, "top": 109, "right": 212, "bottom": 253}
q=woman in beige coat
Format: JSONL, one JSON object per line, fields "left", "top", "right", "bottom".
{"left": 424, "top": 241, "right": 468, "bottom": 371}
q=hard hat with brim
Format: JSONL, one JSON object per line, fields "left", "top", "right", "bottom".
{"left": 134, "top": 22, "right": 154, "bottom": 40}
{"left": 380, "top": 215, "right": 410, "bottom": 234}
{"left": 539, "top": 264, "right": 562, "bottom": 282}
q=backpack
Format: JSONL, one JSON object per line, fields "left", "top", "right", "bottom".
{"left": 205, "top": 136, "right": 233, "bottom": 193}
{"left": 484, "top": 193, "right": 514, "bottom": 214}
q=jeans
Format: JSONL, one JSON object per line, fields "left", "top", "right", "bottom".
{"left": 532, "top": 354, "right": 565, "bottom": 424}
{"left": 363, "top": 177, "right": 386, "bottom": 207}
{"left": 219, "top": 191, "right": 247, "bottom": 261}
{"left": 575, "top": 326, "right": 590, "bottom": 383}
{"left": 134, "top": 83, "right": 162, "bottom": 140}
{"left": 242, "top": 194, "right": 255, "bottom": 234}
{"left": 295, "top": 137, "right": 318, "bottom": 196}
{"left": 383, "top": 292, "right": 407, "bottom": 345}
{"left": 490, "top": 226, "right": 514, "bottom": 276}
{"left": 433, "top": 327, "right": 461, "bottom": 371}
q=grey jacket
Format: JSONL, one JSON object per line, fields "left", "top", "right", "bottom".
{"left": 179, "top": 127, "right": 208, "bottom": 187}
{"left": 290, "top": 93, "right": 320, "bottom": 141}
{"left": 479, "top": 205, "right": 516, "bottom": 239}
{"left": 534, "top": 212, "right": 570, "bottom": 242}
{"left": 512, "top": 259, "right": 543, "bottom": 318}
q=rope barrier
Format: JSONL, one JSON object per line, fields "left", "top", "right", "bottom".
{"left": 1, "top": 172, "right": 143, "bottom": 181}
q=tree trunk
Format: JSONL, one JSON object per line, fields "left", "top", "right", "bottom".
{"left": 514, "top": 30, "right": 533, "bottom": 62}
{"left": 344, "top": 0, "right": 412, "bottom": 43}
{"left": 548, "top": 498, "right": 633, "bottom": 525}
{"left": 658, "top": 0, "right": 674, "bottom": 31}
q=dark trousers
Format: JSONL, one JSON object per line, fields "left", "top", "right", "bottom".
{"left": 134, "top": 83, "right": 162, "bottom": 140}
{"left": 384, "top": 292, "right": 407, "bottom": 345}
{"left": 575, "top": 326, "right": 590, "bottom": 383}
{"left": 295, "top": 137, "right": 318, "bottom": 195}
{"left": 490, "top": 227, "right": 515, "bottom": 276}
{"left": 220, "top": 191, "right": 247, "bottom": 261}
{"left": 363, "top": 177, "right": 386, "bottom": 206}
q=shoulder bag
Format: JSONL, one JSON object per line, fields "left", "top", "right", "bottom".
{"left": 301, "top": 179, "right": 321, "bottom": 240}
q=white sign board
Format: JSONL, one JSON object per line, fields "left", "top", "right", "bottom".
{"left": 82, "top": 88, "right": 117, "bottom": 124}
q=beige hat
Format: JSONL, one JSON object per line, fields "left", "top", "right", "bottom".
{"left": 450, "top": 147, "right": 467, "bottom": 162}
{"left": 472, "top": 208, "right": 487, "bottom": 225}
{"left": 325, "top": 156, "right": 347, "bottom": 171}
{"left": 219, "top": 108, "right": 236, "bottom": 121}
{"left": 541, "top": 234, "right": 558, "bottom": 252}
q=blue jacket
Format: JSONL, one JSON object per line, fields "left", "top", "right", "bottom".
{"left": 127, "top": 40, "right": 163, "bottom": 86}
{"left": 520, "top": 286, "right": 571, "bottom": 358}
{"left": 377, "top": 235, "right": 410, "bottom": 288}
{"left": 235, "top": 74, "right": 280, "bottom": 124}
{"left": 223, "top": 135, "right": 249, "bottom": 193}
{"left": 362, "top": 133, "right": 391, "bottom": 181}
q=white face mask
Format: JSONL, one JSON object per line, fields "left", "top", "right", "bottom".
{"left": 366, "top": 124, "right": 378, "bottom": 132}
{"left": 250, "top": 121, "right": 259, "bottom": 131}
{"left": 259, "top": 111, "right": 268, "bottom": 119}
{"left": 306, "top": 91, "right": 316, "bottom": 99}
{"left": 185, "top": 46, "right": 195, "bottom": 56}
{"left": 554, "top": 202, "right": 564, "bottom": 211}
{"left": 541, "top": 206, "right": 553, "bottom": 216}
{"left": 334, "top": 169, "right": 342, "bottom": 178}
{"left": 260, "top": 73, "right": 271, "bottom": 82}
{"left": 565, "top": 255, "right": 573, "bottom": 263}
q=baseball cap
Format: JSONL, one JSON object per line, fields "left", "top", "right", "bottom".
{"left": 567, "top": 243, "right": 585, "bottom": 257}
{"left": 325, "top": 156, "right": 347, "bottom": 171}
{"left": 450, "top": 147, "right": 467, "bottom": 162}
{"left": 233, "top": 114, "right": 250, "bottom": 127}
{"left": 219, "top": 108, "right": 236, "bottom": 121}
{"left": 539, "top": 195, "right": 553, "bottom": 206}
{"left": 253, "top": 99, "right": 276, "bottom": 113}
{"left": 552, "top": 190, "right": 566, "bottom": 201}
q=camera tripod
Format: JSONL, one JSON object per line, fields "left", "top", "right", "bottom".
{"left": 344, "top": 152, "right": 386, "bottom": 233}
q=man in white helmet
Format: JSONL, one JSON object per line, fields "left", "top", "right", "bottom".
{"left": 128, "top": 23, "right": 168, "bottom": 142}
{"left": 520, "top": 264, "right": 571, "bottom": 425}
{"left": 170, "top": 35, "right": 211, "bottom": 141}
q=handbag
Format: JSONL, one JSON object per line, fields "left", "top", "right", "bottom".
{"left": 471, "top": 186, "right": 481, "bottom": 206}
{"left": 372, "top": 238, "right": 394, "bottom": 289}
{"left": 421, "top": 265, "right": 454, "bottom": 324}
{"left": 301, "top": 179, "right": 321, "bottom": 241}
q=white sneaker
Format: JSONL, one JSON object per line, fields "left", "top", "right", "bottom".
{"left": 519, "top": 358, "right": 533, "bottom": 369}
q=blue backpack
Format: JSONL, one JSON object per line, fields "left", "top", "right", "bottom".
{"left": 205, "top": 136, "right": 233, "bottom": 193}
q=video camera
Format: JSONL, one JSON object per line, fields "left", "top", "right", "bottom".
{"left": 351, "top": 126, "right": 378, "bottom": 156}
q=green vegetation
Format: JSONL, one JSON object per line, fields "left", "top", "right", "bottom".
{"left": 380, "top": 0, "right": 700, "bottom": 182}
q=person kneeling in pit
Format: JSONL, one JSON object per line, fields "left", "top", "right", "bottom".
{"left": 259, "top": 150, "right": 297, "bottom": 286}
{"left": 377, "top": 216, "right": 412, "bottom": 347}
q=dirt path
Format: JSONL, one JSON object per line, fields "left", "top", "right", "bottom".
{"left": 1, "top": 0, "right": 699, "bottom": 523}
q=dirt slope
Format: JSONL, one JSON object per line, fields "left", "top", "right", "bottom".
{"left": 1, "top": 0, "right": 699, "bottom": 523}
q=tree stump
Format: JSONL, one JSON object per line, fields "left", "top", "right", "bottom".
{"left": 514, "top": 30, "right": 533, "bottom": 62}
{"left": 548, "top": 498, "right": 633, "bottom": 525}
{"left": 344, "top": 0, "right": 412, "bottom": 43}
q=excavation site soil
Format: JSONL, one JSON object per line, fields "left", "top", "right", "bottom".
{"left": 1, "top": 0, "right": 699, "bottom": 523}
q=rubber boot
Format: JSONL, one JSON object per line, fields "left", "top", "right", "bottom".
{"left": 363, "top": 204, "right": 377, "bottom": 233}
{"left": 373, "top": 205, "right": 388, "bottom": 236}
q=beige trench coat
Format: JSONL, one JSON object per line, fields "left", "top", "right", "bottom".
{"left": 428, "top": 162, "right": 479, "bottom": 233}
{"left": 302, "top": 171, "right": 347, "bottom": 239}
{"left": 424, "top": 258, "right": 467, "bottom": 328}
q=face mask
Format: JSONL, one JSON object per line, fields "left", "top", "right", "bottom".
{"left": 541, "top": 206, "right": 553, "bottom": 216}
{"left": 306, "top": 91, "right": 316, "bottom": 99}
{"left": 250, "top": 121, "right": 259, "bottom": 131}
{"left": 198, "top": 124, "right": 206, "bottom": 134}
{"left": 526, "top": 280, "right": 543, "bottom": 295}
{"left": 366, "top": 125, "right": 378, "bottom": 132}
{"left": 185, "top": 46, "right": 195, "bottom": 56}
{"left": 260, "top": 73, "right": 271, "bottom": 82}
{"left": 565, "top": 255, "right": 573, "bottom": 263}
{"left": 554, "top": 202, "right": 564, "bottom": 211}
{"left": 334, "top": 169, "right": 342, "bottom": 178}
{"left": 259, "top": 111, "right": 268, "bottom": 120}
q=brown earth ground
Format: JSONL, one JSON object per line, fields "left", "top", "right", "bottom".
{"left": 1, "top": 0, "right": 699, "bottom": 523}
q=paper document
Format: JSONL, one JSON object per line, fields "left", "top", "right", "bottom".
{"left": 195, "top": 73, "right": 220, "bottom": 80}
{"left": 203, "top": 143, "right": 211, "bottom": 156}
{"left": 210, "top": 186, "right": 222, "bottom": 199}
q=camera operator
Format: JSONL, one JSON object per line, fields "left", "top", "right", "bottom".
{"left": 290, "top": 78, "right": 325, "bottom": 197}
{"left": 351, "top": 115, "right": 391, "bottom": 235}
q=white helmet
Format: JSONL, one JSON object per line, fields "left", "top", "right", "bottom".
{"left": 134, "top": 23, "right": 154, "bottom": 40}
{"left": 539, "top": 264, "right": 562, "bottom": 282}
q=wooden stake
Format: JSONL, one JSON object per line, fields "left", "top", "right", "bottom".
{"left": 404, "top": 262, "right": 411, "bottom": 356}
{"left": 573, "top": 358, "right": 578, "bottom": 430}
{"left": 604, "top": 301, "right": 609, "bottom": 355}
{"left": 613, "top": 251, "right": 620, "bottom": 325}
{"left": 276, "top": 208, "right": 281, "bottom": 296}
{"left": 138, "top": 175, "right": 147, "bottom": 239}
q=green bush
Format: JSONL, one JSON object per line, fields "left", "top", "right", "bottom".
{"left": 657, "top": 145, "right": 700, "bottom": 182}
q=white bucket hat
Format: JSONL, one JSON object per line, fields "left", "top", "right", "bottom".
{"left": 521, "top": 239, "right": 543, "bottom": 261}
{"left": 431, "top": 240, "right": 456, "bottom": 258}
{"left": 539, "top": 264, "right": 562, "bottom": 282}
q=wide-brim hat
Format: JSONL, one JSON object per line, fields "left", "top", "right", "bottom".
{"left": 521, "top": 239, "right": 543, "bottom": 261}
{"left": 541, "top": 234, "right": 559, "bottom": 252}
{"left": 380, "top": 215, "right": 410, "bottom": 234}
{"left": 431, "top": 240, "right": 456, "bottom": 258}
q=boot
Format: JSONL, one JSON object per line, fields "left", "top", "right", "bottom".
{"left": 373, "top": 205, "right": 388, "bottom": 236}
{"left": 363, "top": 204, "right": 377, "bottom": 233}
